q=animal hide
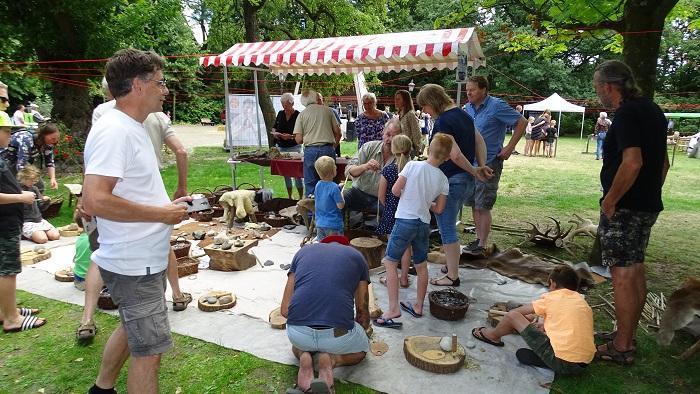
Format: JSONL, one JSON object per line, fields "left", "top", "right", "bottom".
{"left": 219, "top": 190, "right": 256, "bottom": 224}
{"left": 459, "top": 247, "right": 596, "bottom": 289}
{"left": 657, "top": 277, "right": 700, "bottom": 359}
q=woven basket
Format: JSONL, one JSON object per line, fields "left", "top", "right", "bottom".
{"left": 170, "top": 236, "right": 191, "bottom": 259}
{"left": 194, "top": 209, "right": 213, "bottom": 222}
{"left": 254, "top": 212, "right": 292, "bottom": 227}
{"left": 42, "top": 196, "right": 64, "bottom": 219}
{"left": 177, "top": 256, "right": 199, "bottom": 278}
{"left": 211, "top": 205, "right": 224, "bottom": 218}
{"left": 429, "top": 288, "right": 469, "bottom": 321}
{"left": 259, "top": 198, "right": 298, "bottom": 212}
{"left": 236, "top": 182, "right": 261, "bottom": 192}
{"left": 98, "top": 288, "right": 118, "bottom": 310}
{"left": 190, "top": 187, "right": 215, "bottom": 206}
{"left": 212, "top": 185, "right": 234, "bottom": 204}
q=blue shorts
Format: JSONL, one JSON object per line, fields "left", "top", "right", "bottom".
{"left": 384, "top": 218, "right": 430, "bottom": 264}
{"left": 287, "top": 322, "right": 369, "bottom": 354}
{"left": 435, "top": 172, "right": 475, "bottom": 244}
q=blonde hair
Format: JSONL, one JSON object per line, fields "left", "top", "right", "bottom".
{"left": 428, "top": 133, "right": 453, "bottom": 162}
{"left": 391, "top": 134, "right": 412, "bottom": 172}
{"left": 314, "top": 156, "right": 337, "bottom": 180}
{"left": 416, "top": 84, "right": 454, "bottom": 115}
{"left": 17, "top": 165, "right": 41, "bottom": 183}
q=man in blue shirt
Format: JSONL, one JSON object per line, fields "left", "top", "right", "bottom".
{"left": 463, "top": 76, "right": 527, "bottom": 252}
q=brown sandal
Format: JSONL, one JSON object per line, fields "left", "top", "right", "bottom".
{"left": 173, "top": 292, "right": 192, "bottom": 311}
{"left": 596, "top": 341, "right": 635, "bottom": 365}
{"left": 76, "top": 320, "right": 97, "bottom": 342}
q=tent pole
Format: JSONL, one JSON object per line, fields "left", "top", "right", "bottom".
{"left": 580, "top": 112, "right": 585, "bottom": 139}
{"left": 253, "top": 70, "right": 265, "bottom": 188}
{"left": 223, "top": 66, "right": 236, "bottom": 189}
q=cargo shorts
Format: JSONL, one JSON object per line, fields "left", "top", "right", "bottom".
{"left": 598, "top": 208, "right": 659, "bottom": 268}
{"left": 99, "top": 267, "right": 172, "bottom": 357}
{"left": 0, "top": 226, "right": 22, "bottom": 277}
{"left": 467, "top": 157, "right": 504, "bottom": 210}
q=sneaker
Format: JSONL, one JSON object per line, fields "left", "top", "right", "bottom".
{"left": 462, "top": 239, "right": 480, "bottom": 253}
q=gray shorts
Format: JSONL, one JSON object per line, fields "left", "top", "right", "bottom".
{"left": 467, "top": 157, "right": 504, "bottom": 210}
{"left": 99, "top": 267, "right": 172, "bottom": 357}
{"left": 598, "top": 208, "right": 659, "bottom": 268}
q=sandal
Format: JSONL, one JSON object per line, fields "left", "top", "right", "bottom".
{"left": 378, "top": 276, "right": 410, "bottom": 288}
{"left": 3, "top": 315, "right": 47, "bottom": 333}
{"left": 172, "top": 292, "right": 192, "bottom": 312}
{"left": 594, "top": 331, "right": 637, "bottom": 349}
{"left": 0, "top": 307, "right": 40, "bottom": 324}
{"left": 472, "top": 327, "right": 505, "bottom": 347}
{"left": 76, "top": 320, "right": 97, "bottom": 342}
{"left": 430, "top": 275, "right": 460, "bottom": 287}
{"left": 596, "top": 341, "right": 635, "bottom": 365}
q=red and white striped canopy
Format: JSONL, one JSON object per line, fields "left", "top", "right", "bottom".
{"left": 199, "top": 28, "right": 484, "bottom": 76}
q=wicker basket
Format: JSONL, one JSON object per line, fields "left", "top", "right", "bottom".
{"left": 212, "top": 205, "right": 224, "bottom": 218}
{"left": 170, "top": 236, "right": 191, "bottom": 259}
{"left": 98, "top": 288, "right": 118, "bottom": 310}
{"left": 194, "top": 209, "right": 213, "bottom": 222}
{"left": 42, "top": 196, "right": 64, "bottom": 219}
{"left": 190, "top": 187, "right": 215, "bottom": 206}
{"left": 429, "top": 288, "right": 469, "bottom": 321}
{"left": 254, "top": 212, "right": 292, "bottom": 227}
{"left": 259, "top": 198, "right": 298, "bottom": 212}
{"left": 212, "top": 185, "right": 234, "bottom": 204}
{"left": 177, "top": 256, "right": 199, "bottom": 278}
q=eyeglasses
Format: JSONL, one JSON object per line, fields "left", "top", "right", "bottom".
{"left": 149, "top": 79, "right": 167, "bottom": 88}
{"left": 0, "top": 97, "right": 9, "bottom": 103}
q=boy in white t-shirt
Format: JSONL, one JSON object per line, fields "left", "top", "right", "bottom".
{"left": 373, "top": 134, "right": 451, "bottom": 328}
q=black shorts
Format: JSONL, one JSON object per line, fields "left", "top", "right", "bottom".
{"left": 0, "top": 226, "right": 22, "bottom": 277}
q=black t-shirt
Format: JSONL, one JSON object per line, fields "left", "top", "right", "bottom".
{"left": 431, "top": 107, "right": 476, "bottom": 178}
{"left": 273, "top": 109, "right": 300, "bottom": 148}
{"left": 600, "top": 98, "right": 667, "bottom": 212}
{"left": 545, "top": 126, "right": 557, "bottom": 141}
{"left": 0, "top": 157, "right": 23, "bottom": 232}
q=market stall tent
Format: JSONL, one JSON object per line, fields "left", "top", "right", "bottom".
{"left": 523, "top": 93, "right": 586, "bottom": 138}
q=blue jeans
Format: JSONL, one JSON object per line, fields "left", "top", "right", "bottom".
{"left": 385, "top": 218, "right": 430, "bottom": 264}
{"left": 287, "top": 322, "right": 370, "bottom": 354}
{"left": 435, "top": 172, "right": 475, "bottom": 245}
{"left": 303, "top": 144, "right": 336, "bottom": 197}
{"left": 278, "top": 145, "right": 303, "bottom": 190}
{"left": 596, "top": 134, "right": 605, "bottom": 160}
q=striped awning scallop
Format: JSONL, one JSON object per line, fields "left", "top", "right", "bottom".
{"left": 199, "top": 28, "right": 485, "bottom": 76}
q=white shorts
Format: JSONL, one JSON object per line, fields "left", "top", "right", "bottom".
{"left": 22, "top": 219, "right": 57, "bottom": 239}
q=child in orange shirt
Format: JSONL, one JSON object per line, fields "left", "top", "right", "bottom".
{"left": 471, "top": 266, "right": 596, "bottom": 375}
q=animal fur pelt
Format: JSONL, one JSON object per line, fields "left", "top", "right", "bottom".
{"left": 657, "top": 277, "right": 700, "bottom": 360}
{"left": 459, "top": 247, "right": 596, "bottom": 289}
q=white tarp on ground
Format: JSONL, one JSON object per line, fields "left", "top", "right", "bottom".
{"left": 18, "top": 230, "right": 553, "bottom": 394}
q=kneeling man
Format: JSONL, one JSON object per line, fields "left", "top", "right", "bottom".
{"left": 281, "top": 235, "right": 370, "bottom": 393}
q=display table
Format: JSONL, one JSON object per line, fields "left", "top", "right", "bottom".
{"left": 270, "top": 158, "right": 348, "bottom": 182}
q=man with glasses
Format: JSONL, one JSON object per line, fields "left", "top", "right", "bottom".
{"left": 82, "top": 48, "right": 189, "bottom": 394}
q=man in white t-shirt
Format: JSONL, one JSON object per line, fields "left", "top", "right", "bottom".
{"left": 82, "top": 48, "right": 188, "bottom": 394}
{"left": 373, "top": 134, "right": 451, "bottom": 329}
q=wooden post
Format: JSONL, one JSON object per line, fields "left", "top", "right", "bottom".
{"left": 350, "top": 237, "right": 384, "bottom": 269}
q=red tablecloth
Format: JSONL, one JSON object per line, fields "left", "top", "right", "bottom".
{"left": 270, "top": 158, "right": 348, "bottom": 182}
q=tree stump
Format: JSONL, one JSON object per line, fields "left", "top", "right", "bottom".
{"left": 350, "top": 237, "right": 384, "bottom": 269}
{"left": 403, "top": 336, "right": 466, "bottom": 374}
{"left": 269, "top": 307, "right": 287, "bottom": 329}
{"left": 368, "top": 283, "right": 382, "bottom": 319}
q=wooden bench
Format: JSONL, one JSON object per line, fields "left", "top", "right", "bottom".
{"left": 200, "top": 118, "right": 215, "bottom": 126}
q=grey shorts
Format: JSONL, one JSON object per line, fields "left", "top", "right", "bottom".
{"left": 467, "top": 157, "right": 504, "bottom": 210}
{"left": 99, "top": 267, "right": 172, "bottom": 357}
{"left": 0, "top": 226, "right": 21, "bottom": 277}
{"left": 598, "top": 208, "right": 659, "bottom": 268}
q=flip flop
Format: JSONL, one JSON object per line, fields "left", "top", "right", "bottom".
{"left": 379, "top": 276, "right": 411, "bottom": 288}
{"left": 309, "top": 378, "right": 331, "bottom": 394}
{"left": 400, "top": 302, "right": 423, "bottom": 318}
{"left": 471, "top": 327, "right": 504, "bottom": 347}
{"left": 372, "top": 317, "right": 403, "bottom": 329}
{"left": 430, "top": 275, "right": 460, "bottom": 287}
{"left": 3, "top": 315, "right": 47, "bottom": 333}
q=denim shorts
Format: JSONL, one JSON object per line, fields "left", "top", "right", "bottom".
{"left": 385, "top": 218, "right": 430, "bottom": 264}
{"left": 598, "top": 208, "right": 659, "bottom": 268}
{"left": 99, "top": 267, "right": 172, "bottom": 357}
{"left": 435, "top": 172, "right": 475, "bottom": 245}
{"left": 287, "top": 321, "right": 369, "bottom": 354}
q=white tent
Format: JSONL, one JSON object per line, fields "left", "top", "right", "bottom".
{"left": 523, "top": 93, "right": 586, "bottom": 138}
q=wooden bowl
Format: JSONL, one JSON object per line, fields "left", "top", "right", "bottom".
{"left": 197, "top": 291, "right": 236, "bottom": 312}
{"left": 54, "top": 269, "right": 75, "bottom": 282}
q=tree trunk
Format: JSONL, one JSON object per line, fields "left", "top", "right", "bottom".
{"left": 242, "top": 0, "right": 276, "bottom": 148}
{"left": 621, "top": 0, "right": 679, "bottom": 98}
{"left": 51, "top": 81, "right": 93, "bottom": 137}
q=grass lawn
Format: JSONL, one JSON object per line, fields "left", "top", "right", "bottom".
{"left": 5, "top": 136, "right": 699, "bottom": 393}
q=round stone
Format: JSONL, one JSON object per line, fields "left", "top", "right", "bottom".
{"left": 206, "top": 296, "right": 218, "bottom": 304}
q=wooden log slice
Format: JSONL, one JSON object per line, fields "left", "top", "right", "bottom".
{"left": 368, "top": 283, "right": 382, "bottom": 319}
{"left": 403, "top": 336, "right": 466, "bottom": 374}
{"left": 269, "top": 307, "right": 287, "bottom": 329}
{"left": 197, "top": 291, "right": 237, "bottom": 312}
{"left": 21, "top": 249, "right": 52, "bottom": 265}
{"left": 370, "top": 341, "right": 389, "bottom": 356}
{"left": 488, "top": 302, "right": 508, "bottom": 327}
{"left": 54, "top": 269, "right": 75, "bottom": 282}
{"left": 350, "top": 237, "right": 384, "bottom": 269}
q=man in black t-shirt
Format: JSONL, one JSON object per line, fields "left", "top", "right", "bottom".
{"left": 592, "top": 60, "right": 669, "bottom": 366}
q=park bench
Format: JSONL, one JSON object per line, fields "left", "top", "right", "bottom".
{"left": 200, "top": 118, "right": 215, "bottom": 126}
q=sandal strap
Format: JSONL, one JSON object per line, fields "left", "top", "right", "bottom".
{"left": 21, "top": 315, "right": 38, "bottom": 331}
